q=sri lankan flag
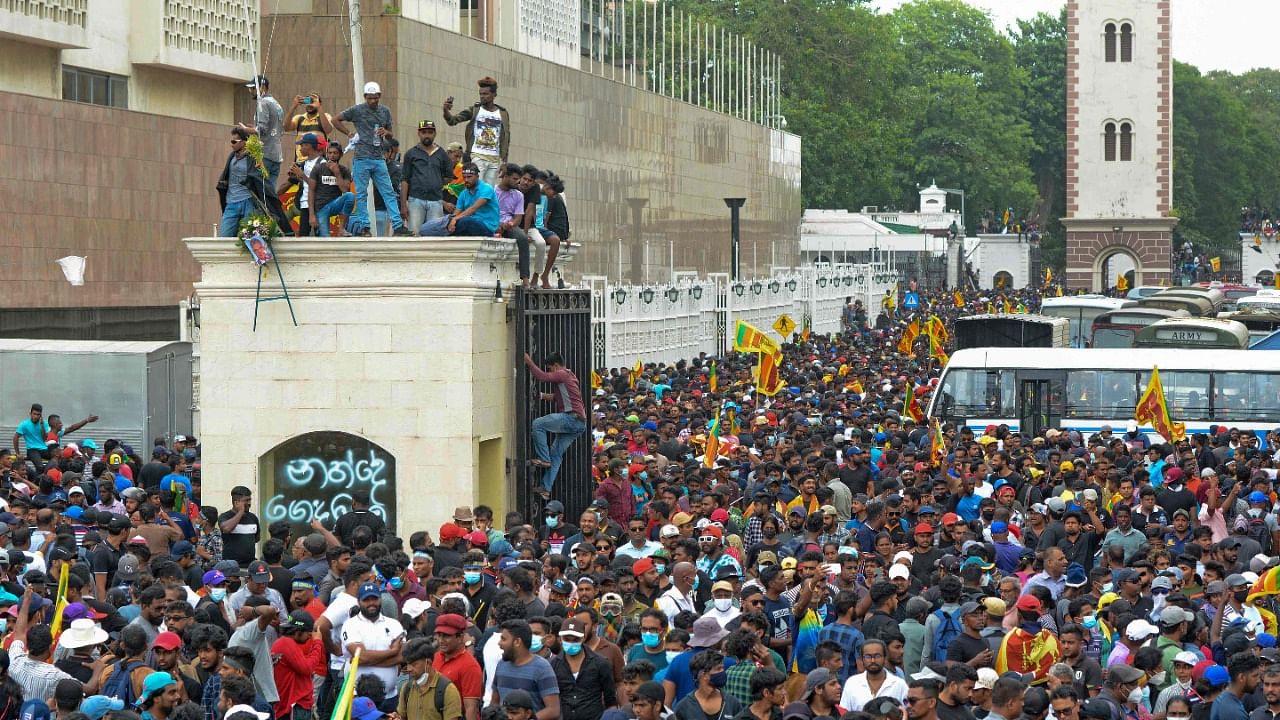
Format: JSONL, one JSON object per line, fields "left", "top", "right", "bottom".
{"left": 704, "top": 414, "right": 721, "bottom": 468}
{"left": 330, "top": 649, "right": 362, "bottom": 720}
{"left": 1135, "top": 366, "right": 1186, "bottom": 441}
{"left": 927, "top": 315, "right": 949, "bottom": 344}
{"left": 756, "top": 351, "right": 784, "bottom": 396}
{"left": 996, "top": 628, "right": 1060, "bottom": 685}
{"left": 591, "top": 370, "right": 602, "bottom": 390}
{"left": 800, "top": 316, "right": 811, "bottom": 342}
{"left": 734, "top": 320, "right": 770, "bottom": 352}
{"left": 708, "top": 361, "right": 718, "bottom": 393}
{"left": 929, "top": 333, "right": 949, "bottom": 366}
{"left": 630, "top": 359, "right": 642, "bottom": 389}
{"left": 896, "top": 320, "right": 920, "bottom": 355}
{"left": 49, "top": 562, "right": 70, "bottom": 642}
{"left": 902, "top": 388, "right": 924, "bottom": 423}
{"left": 953, "top": 291, "right": 964, "bottom": 308}
{"left": 930, "top": 419, "right": 947, "bottom": 467}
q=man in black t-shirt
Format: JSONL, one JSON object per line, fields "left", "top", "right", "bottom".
{"left": 332, "top": 488, "right": 385, "bottom": 546}
{"left": 937, "top": 664, "right": 979, "bottom": 720}
{"left": 217, "top": 485, "right": 261, "bottom": 567}
{"left": 946, "top": 601, "right": 994, "bottom": 668}
{"left": 91, "top": 514, "right": 129, "bottom": 598}
{"left": 310, "top": 144, "right": 354, "bottom": 237}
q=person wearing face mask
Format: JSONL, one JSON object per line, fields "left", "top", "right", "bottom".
{"left": 339, "top": 583, "right": 406, "bottom": 709}
{"left": 627, "top": 610, "right": 672, "bottom": 674}
{"left": 1154, "top": 652, "right": 1200, "bottom": 717}
{"left": 1162, "top": 696, "right": 1194, "bottom": 720}
{"left": 703, "top": 582, "right": 741, "bottom": 628}
{"left": 597, "top": 462, "right": 637, "bottom": 530}
{"left": 397, "top": 636, "right": 464, "bottom": 720}
{"left": 672, "top": 649, "right": 740, "bottom": 720}
{"left": 460, "top": 550, "right": 496, "bottom": 629}
{"left": 550, "top": 617, "right": 617, "bottom": 720}
{"left": 1097, "top": 664, "right": 1146, "bottom": 720}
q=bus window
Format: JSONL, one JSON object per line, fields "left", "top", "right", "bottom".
{"left": 937, "top": 369, "right": 1015, "bottom": 417}
{"left": 1065, "top": 370, "right": 1139, "bottom": 418}
{"left": 1213, "top": 372, "right": 1280, "bottom": 421}
{"left": 1139, "top": 370, "right": 1211, "bottom": 421}
{"left": 1092, "top": 327, "right": 1135, "bottom": 348}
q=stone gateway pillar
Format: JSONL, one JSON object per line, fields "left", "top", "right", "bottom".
{"left": 1062, "top": 0, "right": 1175, "bottom": 291}
{"left": 186, "top": 236, "right": 537, "bottom": 538}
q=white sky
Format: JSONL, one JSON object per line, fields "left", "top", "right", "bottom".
{"left": 870, "top": 0, "right": 1280, "bottom": 75}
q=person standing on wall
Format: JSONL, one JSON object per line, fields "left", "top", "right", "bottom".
{"left": 240, "top": 75, "right": 285, "bottom": 190}
{"left": 442, "top": 77, "right": 510, "bottom": 187}
{"left": 523, "top": 352, "right": 586, "bottom": 500}
{"left": 329, "top": 81, "right": 413, "bottom": 237}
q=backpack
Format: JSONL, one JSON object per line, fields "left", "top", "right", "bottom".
{"left": 1246, "top": 518, "right": 1271, "bottom": 553}
{"left": 931, "top": 607, "right": 962, "bottom": 662}
{"left": 101, "top": 660, "right": 147, "bottom": 706}
{"left": 398, "top": 673, "right": 453, "bottom": 714}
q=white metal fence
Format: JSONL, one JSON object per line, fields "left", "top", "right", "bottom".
{"left": 586, "top": 263, "right": 899, "bottom": 370}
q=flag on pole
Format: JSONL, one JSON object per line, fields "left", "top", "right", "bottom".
{"left": 630, "top": 359, "right": 642, "bottom": 389}
{"left": 930, "top": 419, "right": 947, "bottom": 467}
{"left": 704, "top": 414, "right": 721, "bottom": 469}
{"left": 708, "top": 361, "right": 718, "bottom": 393}
{"left": 1044, "top": 268, "right": 1053, "bottom": 286}
{"left": 726, "top": 405, "right": 740, "bottom": 436}
{"left": 49, "top": 562, "right": 70, "bottom": 642}
{"left": 953, "top": 290, "right": 964, "bottom": 308}
{"left": 1135, "top": 366, "right": 1187, "bottom": 442}
{"left": 756, "top": 350, "right": 784, "bottom": 396}
{"left": 929, "top": 333, "right": 950, "bottom": 366}
{"left": 1056, "top": 285, "right": 1064, "bottom": 297}
{"left": 330, "top": 649, "right": 362, "bottom": 720}
{"left": 896, "top": 320, "right": 920, "bottom": 355}
{"left": 734, "top": 320, "right": 770, "bottom": 352}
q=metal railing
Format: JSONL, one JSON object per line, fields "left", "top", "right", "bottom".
{"left": 579, "top": 0, "right": 783, "bottom": 129}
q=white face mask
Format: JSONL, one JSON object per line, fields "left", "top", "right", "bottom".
{"left": 1168, "top": 715, "right": 1191, "bottom": 720}
{"left": 713, "top": 598, "right": 733, "bottom": 612}
{"left": 666, "top": 650, "right": 682, "bottom": 663}
{"left": 1127, "top": 688, "right": 1144, "bottom": 705}
{"left": 1150, "top": 671, "right": 1167, "bottom": 686}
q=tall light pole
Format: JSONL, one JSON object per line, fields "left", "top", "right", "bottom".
{"left": 724, "top": 197, "right": 746, "bottom": 280}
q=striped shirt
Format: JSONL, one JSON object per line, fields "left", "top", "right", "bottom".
{"left": 10, "top": 639, "right": 74, "bottom": 702}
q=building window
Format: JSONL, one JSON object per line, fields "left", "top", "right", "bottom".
{"left": 1104, "top": 23, "right": 1117, "bottom": 62}
{"left": 62, "top": 66, "right": 128, "bottom": 109}
{"left": 1120, "top": 23, "right": 1133, "bottom": 62}
{"left": 1119, "top": 122, "right": 1133, "bottom": 161}
{"left": 1104, "top": 122, "right": 1117, "bottom": 161}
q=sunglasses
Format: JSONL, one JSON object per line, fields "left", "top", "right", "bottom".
{"left": 698, "top": 536, "right": 718, "bottom": 543}
{"left": 905, "top": 698, "right": 928, "bottom": 706}
{"left": 230, "top": 139, "right": 243, "bottom": 144}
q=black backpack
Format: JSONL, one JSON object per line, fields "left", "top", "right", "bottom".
{"left": 398, "top": 673, "right": 452, "bottom": 714}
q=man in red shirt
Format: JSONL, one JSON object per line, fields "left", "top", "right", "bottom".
{"left": 523, "top": 352, "right": 586, "bottom": 499}
{"left": 290, "top": 580, "right": 327, "bottom": 619}
{"left": 271, "top": 610, "right": 324, "bottom": 720}
{"left": 433, "top": 613, "right": 484, "bottom": 720}
{"left": 595, "top": 460, "right": 635, "bottom": 528}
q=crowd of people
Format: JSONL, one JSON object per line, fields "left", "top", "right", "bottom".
{"left": 3, "top": 284, "right": 1280, "bottom": 720}
{"left": 218, "top": 75, "right": 570, "bottom": 288}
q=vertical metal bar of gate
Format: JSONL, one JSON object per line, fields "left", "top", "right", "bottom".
{"left": 514, "top": 289, "right": 594, "bottom": 525}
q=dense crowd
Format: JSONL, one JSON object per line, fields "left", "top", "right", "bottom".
{"left": 3, "top": 284, "right": 1280, "bottom": 720}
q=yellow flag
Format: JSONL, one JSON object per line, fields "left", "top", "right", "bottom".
{"left": 953, "top": 291, "right": 964, "bottom": 308}
{"left": 630, "top": 359, "right": 642, "bottom": 389}
{"left": 1135, "top": 366, "right": 1187, "bottom": 441}
{"left": 1116, "top": 274, "right": 1129, "bottom": 293}
{"left": 1210, "top": 257, "right": 1222, "bottom": 272}
{"left": 591, "top": 370, "right": 602, "bottom": 390}
{"left": 1045, "top": 268, "right": 1053, "bottom": 286}
{"left": 1056, "top": 285, "right": 1064, "bottom": 297}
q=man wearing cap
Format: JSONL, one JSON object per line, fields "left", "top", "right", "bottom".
{"left": 150, "top": 631, "right": 200, "bottom": 702}
{"left": 136, "top": 671, "right": 181, "bottom": 720}
{"left": 995, "top": 594, "right": 1060, "bottom": 684}
{"left": 696, "top": 526, "right": 741, "bottom": 582}
{"left": 341, "top": 582, "right": 406, "bottom": 706}
{"left": 400, "top": 118, "right": 453, "bottom": 232}
{"left": 271, "top": 610, "right": 324, "bottom": 719}
{"left": 329, "top": 81, "right": 414, "bottom": 237}
{"left": 1109, "top": 617, "right": 1158, "bottom": 668}
{"left": 548, "top": 617, "right": 616, "bottom": 720}
{"left": 239, "top": 75, "right": 285, "bottom": 190}
{"left": 949, "top": 601, "right": 995, "bottom": 668}
{"left": 282, "top": 132, "right": 327, "bottom": 236}
{"left": 431, "top": 613, "right": 483, "bottom": 719}
{"left": 228, "top": 560, "right": 288, "bottom": 619}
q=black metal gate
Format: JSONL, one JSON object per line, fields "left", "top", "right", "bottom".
{"left": 514, "top": 288, "right": 594, "bottom": 526}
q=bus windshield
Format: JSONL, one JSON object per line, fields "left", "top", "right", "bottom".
{"left": 1092, "top": 327, "right": 1135, "bottom": 348}
{"left": 936, "top": 368, "right": 1017, "bottom": 417}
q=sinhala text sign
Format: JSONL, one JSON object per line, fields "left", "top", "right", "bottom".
{"left": 259, "top": 431, "right": 396, "bottom": 539}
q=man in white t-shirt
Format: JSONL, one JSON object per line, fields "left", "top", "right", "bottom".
{"left": 340, "top": 582, "right": 405, "bottom": 704}
{"left": 442, "top": 76, "right": 511, "bottom": 187}
{"left": 285, "top": 133, "right": 326, "bottom": 236}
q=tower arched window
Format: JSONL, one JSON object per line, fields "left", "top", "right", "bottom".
{"left": 1120, "top": 122, "right": 1133, "bottom": 161}
{"left": 1104, "top": 23, "right": 1117, "bottom": 62}
{"left": 1120, "top": 23, "right": 1133, "bottom": 62}
{"left": 1104, "top": 122, "right": 1117, "bottom": 161}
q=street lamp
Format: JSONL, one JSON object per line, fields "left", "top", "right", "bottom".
{"left": 724, "top": 198, "right": 746, "bottom": 280}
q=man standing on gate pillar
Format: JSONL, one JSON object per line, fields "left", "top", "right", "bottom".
{"left": 523, "top": 353, "right": 586, "bottom": 499}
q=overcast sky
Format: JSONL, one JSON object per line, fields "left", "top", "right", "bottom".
{"left": 870, "top": 0, "right": 1279, "bottom": 75}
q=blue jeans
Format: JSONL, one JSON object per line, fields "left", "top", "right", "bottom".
{"left": 220, "top": 198, "right": 255, "bottom": 237}
{"left": 264, "top": 158, "right": 282, "bottom": 191}
{"left": 531, "top": 412, "right": 586, "bottom": 492}
{"left": 407, "top": 197, "right": 444, "bottom": 232}
{"left": 419, "top": 215, "right": 494, "bottom": 237}
{"left": 351, "top": 157, "right": 404, "bottom": 231}
{"left": 315, "top": 193, "right": 354, "bottom": 237}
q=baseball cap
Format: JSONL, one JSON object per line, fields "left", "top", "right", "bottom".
{"left": 151, "top": 632, "right": 182, "bottom": 651}
{"left": 1204, "top": 664, "right": 1230, "bottom": 688}
{"left": 401, "top": 598, "right": 430, "bottom": 620}
{"left": 504, "top": 690, "right": 536, "bottom": 710}
{"left": 296, "top": 133, "right": 321, "bottom": 146}
{"left": 1174, "top": 651, "right": 1199, "bottom": 666}
{"left": 560, "top": 618, "right": 588, "bottom": 638}
{"left": 888, "top": 564, "right": 910, "bottom": 580}
{"left": 1015, "top": 594, "right": 1042, "bottom": 613}
{"left": 356, "top": 582, "right": 381, "bottom": 601}
{"left": 283, "top": 609, "right": 315, "bottom": 633}
{"left": 982, "top": 597, "right": 1006, "bottom": 617}
{"left": 1125, "top": 619, "right": 1159, "bottom": 641}
{"left": 632, "top": 558, "right": 656, "bottom": 575}
{"left": 247, "top": 560, "right": 270, "bottom": 583}
{"left": 135, "top": 672, "right": 176, "bottom": 706}
{"left": 914, "top": 523, "right": 934, "bottom": 535}
{"left": 958, "top": 600, "right": 982, "bottom": 616}
{"left": 659, "top": 524, "right": 680, "bottom": 539}
{"left": 202, "top": 569, "right": 227, "bottom": 587}
{"left": 802, "top": 668, "right": 837, "bottom": 701}
{"left": 363, "top": 81, "right": 381, "bottom": 95}
{"left": 990, "top": 521, "right": 1008, "bottom": 534}
{"left": 80, "top": 696, "right": 125, "bottom": 720}
{"left": 115, "top": 555, "right": 140, "bottom": 583}
{"left": 170, "top": 541, "right": 194, "bottom": 559}
{"left": 974, "top": 668, "right": 998, "bottom": 690}
{"left": 418, "top": 120, "right": 437, "bottom": 130}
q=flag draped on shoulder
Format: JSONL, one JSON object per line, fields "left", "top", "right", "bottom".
{"left": 1135, "top": 366, "right": 1187, "bottom": 441}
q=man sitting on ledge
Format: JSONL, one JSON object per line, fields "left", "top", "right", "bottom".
{"left": 420, "top": 162, "right": 500, "bottom": 237}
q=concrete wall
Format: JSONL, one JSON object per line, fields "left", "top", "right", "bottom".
{"left": 261, "top": 6, "right": 802, "bottom": 281}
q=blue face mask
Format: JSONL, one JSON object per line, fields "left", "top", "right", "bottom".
{"left": 530, "top": 635, "right": 543, "bottom": 653}
{"left": 388, "top": 577, "right": 404, "bottom": 590}
{"left": 1082, "top": 614, "right": 1098, "bottom": 629}
{"left": 638, "top": 471, "right": 649, "bottom": 481}
{"left": 642, "top": 631, "right": 663, "bottom": 649}
{"left": 463, "top": 571, "right": 482, "bottom": 585}
{"left": 546, "top": 517, "right": 560, "bottom": 529}
{"left": 692, "top": 576, "right": 700, "bottom": 592}
{"left": 210, "top": 588, "right": 226, "bottom": 602}
{"left": 654, "top": 563, "right": 666, "bottom": 575}
{"left": 563, "top": 641, "right": 583, "bottom": 656}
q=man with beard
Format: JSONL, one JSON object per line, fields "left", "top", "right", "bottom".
{"left": 937, "top": 665, "right": 978, "bottom": 720}
{"left": 340, "top": 582, "right": 406, "bottom": 708}
{"left": 840, "top": 638, "right": 907, "bottom": 711}
{"left": 910, "top": 522, "right": 943, "bottom": 585}
{"left": 1214, "top": 653, "right": 1262, "bottom": 720}
{"left": 907, "top": 678, "right": 942, "bottom": 720}
{"left": 285, "top": 94, "right": 336, "bottom": 163}
{"left": 491, "top": 619, "right": 561, "bottom": 718}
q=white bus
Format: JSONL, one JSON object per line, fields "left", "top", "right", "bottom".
{"left": 1039, "top": 295, "right": 1131, "bottom": 348}
{"left": 927, "top": 347, "right": 1280, "bottom": 438}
